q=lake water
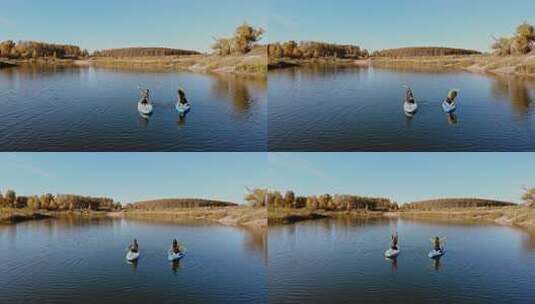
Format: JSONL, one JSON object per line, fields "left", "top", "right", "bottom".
{"left": 268, "top": 66, "right": 535, "bottom": 151}
{"left": 268, "top": 217, "right": 535, "bottom": 304}
{"left": 0, "top": 217, "right": 267, "bottom": 304}
{"left": 0, "top": 65, "right": 267, "bottom": 151}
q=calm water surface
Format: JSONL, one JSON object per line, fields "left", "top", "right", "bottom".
{"left": 0, "top": 217, "right": 267, "bottom": 304}
{"left": 269, "top": 66, "right": 535, "bottom": 151}
{"left": 0, "top": 65, "right": 267, "bottom": 151}
{"left": 268, "top": 218, "right": 535, "bottom": 304}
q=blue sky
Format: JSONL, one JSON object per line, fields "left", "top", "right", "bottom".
{"left": 268, "top": 0, "right": 535, "bottom": 52}
{"left": 0, "top": 0, "right": 267, "bottom": 52}
{"left": 0, "top": 153, "right": 269, "bottom": 204}
{"left": 1, "top": 153, "right": 533, "bottom": 205}
{"left": 267, "top": 153, "right": 534, "bottom": 204}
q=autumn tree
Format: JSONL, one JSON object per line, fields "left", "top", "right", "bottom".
{"left": 4, "top": 190, "right": 16, "bottom": 207}
{"left": 283, "top": 191, "right": 295, "bottom": 208}
{"left": 245, "top": 188, "right": 268, "bottom": 208}
{"left": 15, "top": 196, "right": 28, "bottom": 208}
{"left": 523, "top": 187, "right": 535, "bottom": 207}
{"left": 493, "top": 22, "right": 535, "bottom": 55}
{"left": 0, "top": 40, "right": 15, "bottom": 58}
{"left": 232, "top": 23, "right": 264, "bottom": 54}
{"left": 27, "top": 196, "right": 41, "bottom": 210}
{"left": 212, "top": 23, "right": 264, "bottom": 56}
{"left": 212, "top": 38, "right": 233, "bottom": 56}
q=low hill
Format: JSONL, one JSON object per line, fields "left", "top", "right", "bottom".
{"left": 403, "top": 198, "right": 516, "bottom": 210}
{"left": 374, "top": 47, "right": 481, "bottom": 57}
{"left": 92, "top": 47, "right": 200, "bottom": 57}
{"left": 129, "top": 198, "right": 238, "bottom": 209}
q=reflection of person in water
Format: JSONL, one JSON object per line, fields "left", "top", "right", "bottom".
{"left": 433, "top": 258, "right": 441, "bottom": 271}
{"left": 447, "top": 113, "right": 458, "bottom": 125}
{"left": 391, "top": 257, "right": 398, "bottom": 272}
{"left": 171, "top": 260, "right": 181, "bottom": 274}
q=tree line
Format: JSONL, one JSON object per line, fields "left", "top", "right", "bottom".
{"left": 212, "top": 23, "right": 265, "bottom": 56}
{"left": 127, "top": 198, "right": 237, "bottom": 209}
{"left": 372, "top": 47, "right": 481, "bottom": 57}
{"left": 92, "top": 47, "right": 200, "bottom": 57}
{"left": 402, "top": 198, "right": 516, "bottom": 210}
{"left": 0, "top": 190, "right": 120, "bottom": 211}
{"left": 246, "top": 189, "right": 397, "bottom": 211}
{"left": 268, "top": 41, "right": 369, "bottom": 59}
{"left": 0, "top": 40, "right": 88, "bottom": 59}
{"left": 492, "top": 22, "right": 535, "bottom": 56}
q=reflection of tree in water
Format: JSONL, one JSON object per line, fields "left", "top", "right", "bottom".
{"left": 273, "top": 65, "right": 368, "bottom": 83}
{"left": 243, "top": 228, "right": 267, "bottom": 264}
{"left": 210, "top": 75, "right": 266, "bottom": 114}
{"left": 490, "top": 76, "right": 534, "bottom": 117}
{"left": 520, "top": 228, "right": 535, "bottom": 252}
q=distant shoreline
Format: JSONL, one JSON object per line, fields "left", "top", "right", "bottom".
{"left": 0, "top": 206, "right": 267, "bottom": 229}
{"left": 268, "top": 54, "right": 535, "bottom": 78}
{"left": 0, "top": 53, "right": 267, "bottom": 77}
{"left": 269, "top": 206, "right": 535, "bottom": 230}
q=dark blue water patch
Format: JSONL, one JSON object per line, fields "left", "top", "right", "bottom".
{"left": 268, "top": 66, "right": 535, "bottom": 151}
{"left": 0, "top": 65, "right": 267, "bottom": 151}
{"left": 268, "top": 217, "right": 535, "bottom": 304}
{"left": 0, "top": 217, "right": 267, "bottom": 304}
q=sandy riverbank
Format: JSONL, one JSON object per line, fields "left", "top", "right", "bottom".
{"left": 394, "top": 206, "right": 535, "bottom": 229}
{"left": 1, "top": 51, "right": 266, "bottom": 77}
{"left": 371, "top": 54, "right": 535, "bottom": 78}
{"left": 2, "top": 206, "right": 266, "bottom": 229}
{"left": 118, "top": 206, "right": 267, "bottom": 229}
{"left": 88, "top": 52, "right": 266, "bottom": 76}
